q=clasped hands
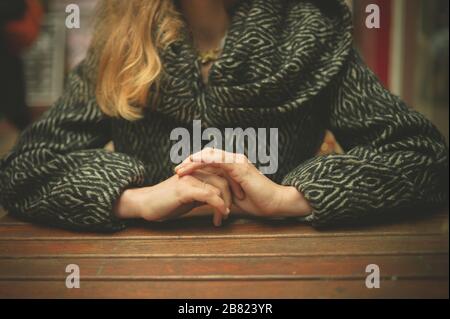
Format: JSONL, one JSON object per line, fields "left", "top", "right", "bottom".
{"left": 114, "top": 148, "right": 312, "bottom": 226}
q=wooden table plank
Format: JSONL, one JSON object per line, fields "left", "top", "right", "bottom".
{"left": 0, "top": 255, "right": 447, "bottom": 280}
{"left": 0, "top": 212, "right": 447, "bottom": 239}
{"left": 1, "top": 279, "right": 447, "bottom": 299}
{"left": 0, "top": 235, "right": 447, "bottom": 258}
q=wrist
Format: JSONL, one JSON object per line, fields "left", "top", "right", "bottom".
{"left": 275, "top": 185, "right": 313, "bottom": 217}
{"left": 113, "top": 188, "right": 144, "bottom": 220}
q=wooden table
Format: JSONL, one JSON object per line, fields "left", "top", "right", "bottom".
{"left": 0, "top": 207, "right": 448, "bottom": 299}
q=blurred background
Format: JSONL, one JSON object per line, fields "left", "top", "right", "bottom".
{"left": 0, "top": 0, "right": 448, "bottom": 157}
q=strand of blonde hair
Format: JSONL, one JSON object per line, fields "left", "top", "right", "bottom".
{"left": 93, "top": 0, "right": 184, "bottom": 121}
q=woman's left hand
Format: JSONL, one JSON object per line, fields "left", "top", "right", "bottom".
{"left": 175, "top": 148, "right": 313, "bottom": 218}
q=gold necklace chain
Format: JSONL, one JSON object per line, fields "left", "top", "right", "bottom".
{"left": 197, "top": 32, "right": 228, "bottom": 65}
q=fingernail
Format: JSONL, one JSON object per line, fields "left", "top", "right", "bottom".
{"left": 226, "top": 208, "right": 231, "bottom": 215}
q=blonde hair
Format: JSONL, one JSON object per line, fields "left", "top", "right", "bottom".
{"left": 92, "top": 0, "right": 184, "bottom": 121}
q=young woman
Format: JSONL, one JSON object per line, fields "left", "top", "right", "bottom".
{"left": 0, "top": 0, "right": 448, "bottom": 232}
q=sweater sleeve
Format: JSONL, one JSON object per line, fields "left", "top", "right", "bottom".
{"left": 282, "top": 48, "right": 449, "bottom": 227}
{"left": 0, "top": 56, "right": 147, "bottom": 232}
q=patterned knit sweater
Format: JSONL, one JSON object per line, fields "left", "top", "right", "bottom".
{"left": 0, "top": 0, "right": 448, "bottom": 232}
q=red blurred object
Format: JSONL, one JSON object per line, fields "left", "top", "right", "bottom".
{"left": 353, "top": 0, "right": 392, "bottom": 89}
{"left": 5, "top": 0, "right": 44, "bottom": 55}
{"left": 373, "top": 0, "right": 392, "bottom": 89}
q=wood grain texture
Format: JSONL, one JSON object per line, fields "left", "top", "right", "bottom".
{"left": 1, "top": 280, "right": 447, "bottom": 299}
{"left": 0, "top": 235, "right": 448, "bottom": 258}
{"left": 0, "top": 208, "right": 448, "bottom": 298}
{"left": 0, "top": 255, "right": 447, "bottom": 279}
{"left": 0, "top": 213, "right": 447, "bottom": 239}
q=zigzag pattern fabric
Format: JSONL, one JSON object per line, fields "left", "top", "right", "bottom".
{"left": 0, "top": 0, "right": 448, "bottom": 231}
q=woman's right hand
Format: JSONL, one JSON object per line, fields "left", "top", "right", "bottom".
{"left": 113, "top": 172, "right": 231, "bottom": 226}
